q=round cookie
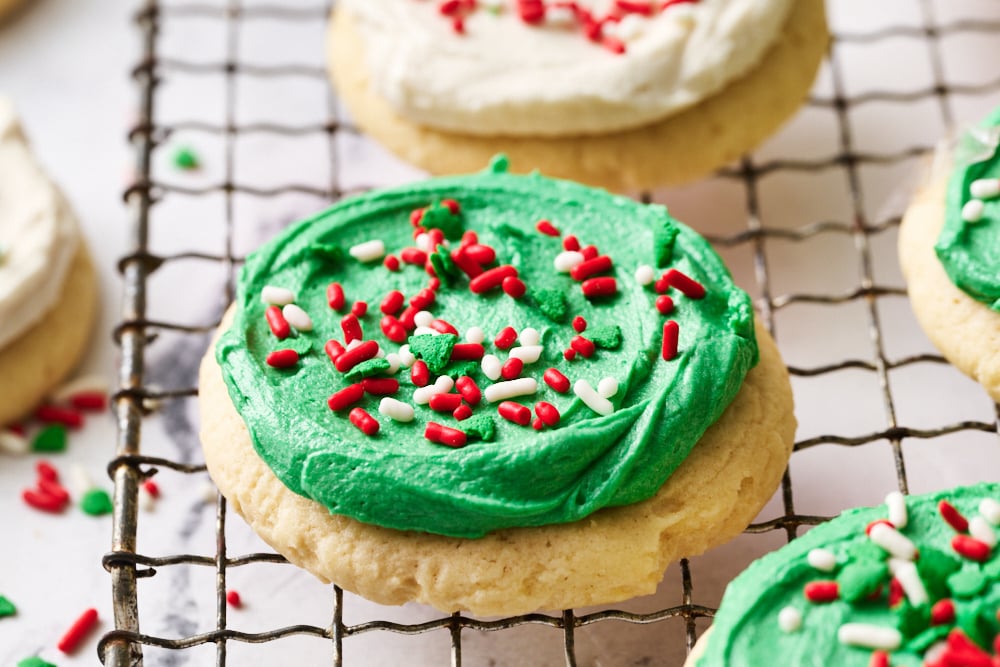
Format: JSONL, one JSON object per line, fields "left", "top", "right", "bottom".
{"left": 199, "top": 164, "right": 795, "bottom": 615}
{"left": 899, "top": 158, "right": 1000, "bottom": 403}
{"left": 328, "top": 0, "right": 828, "bottom": 192}
{"left": 684, "top": 484, "right": 1000, "bottom": 666}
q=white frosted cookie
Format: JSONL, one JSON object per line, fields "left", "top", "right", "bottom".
{"left": 329, "top": 0, "right": 828, "bottom": 191}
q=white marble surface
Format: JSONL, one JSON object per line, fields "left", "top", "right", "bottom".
{"left": 1, "top": 0, "right": 1000, "bottom": 665}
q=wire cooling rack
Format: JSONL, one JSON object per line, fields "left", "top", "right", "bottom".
{"left": 101, "top": 1, "right": 1000, "bottom": 665}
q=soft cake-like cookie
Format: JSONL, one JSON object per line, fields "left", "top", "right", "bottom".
{"left": 199, "top": 161, "right": 795, "bottom": 615}
{"left": 0, "top": 99, "right": 97, "bottom": 427}
{"left": 329, "top": 0, "right": 828, "bottom": 191}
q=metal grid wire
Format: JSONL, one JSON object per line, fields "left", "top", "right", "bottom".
{"left": 101, "top": 1, "right": 1000, "bottom": 665}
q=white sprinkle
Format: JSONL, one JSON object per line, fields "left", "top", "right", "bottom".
{"left": 414, "top": 310, "right": 435, "bottom": 328}
{"left": 597, "top": 377, "right": 619, "bottom": 399}
{"left": 869, "top": 523, "right": 918, "bottom": 561}
{"left": 574, "top": 379, "right": 614, "bottom": 416}
{"left": 635, "top": 265, "right": 655, "bottom": 286}
{"left": 554, "top": 251, "right": 585, "bottom": 273}
{"left": 509, "top": 345, "right": 543, "bottom": 365}
{"left": 980, "top": 498, "right": 1000, "bottom": 525}
{"left": 519, "top": 327, "right": 540, "bottom": 346}
{"left": 435, "top": 375, "right": 455, "bottom": 392}
{"left": 399, "top": 345, "right": 415, "bottom": 368}
{"left": 260, "top": 285, "right": 295, "bottom": 306}
{"left": 415, "top": 233, "right": 433, "bottom": 252}
{"left": 347, "top": 339, "right": 362, "bottom": 351}
{"left": 69, "top": 464, "right": 95, "bottom": 495}
{"left": 484, "top": 378, "right": 538, "bottom": 403}
{"left": 349, "top": 239, "right": 386, "bottom": 263}
{"left": 385, "top": 354, "right": 401, "bottom": 374}
{"left": 962, "top": 199, "right": 985, "bottom": 223}
{"left": 414, "top": 326, "right": 440, "bottom": 337}
{"left": 0, "top": 430, "right": 29, "bottom": 455}
{"left": 807, "top": 548, "right": 837, "bottom": 572}
{"left": 282, "top": 304, "right": 313, "bottom": 332}
{"left": 971, "top": 178, "right": 1000, "bottom": 199}
{"left": 885, "top": 491, "right": 908, "bottom": 529}
{"left": 465, "top": 326, "right": 485, "bottom": 344}
{"left": 888, "top": 559, "right": 928, "bottom": 606}
{"left": 777, "top": 607, "right": 802, "bottom": 633}
{"left": 969, "top": 516, "right": 997, "bottom": 547}
{"left": 376, "top": 346, "right": 386, "bottom": 359}
{"left": 139, "top": 486, "right": 156, "bottom": 512}
{"left": 546, "top": 5, "right": 575, "bottom": 25}
{"left": 924, "top": 641, "right": 948, "bottom": 664}
{"left": 413, "top": 384, "right": 445, "bottom": 405}
{"left": 50, "top": 375, "right": 111, "bottom": 404}
{"left": 378, "top": 397, "right": 415, "bottom": 423}
{"left": 837, "top": 624, "right": 901, "bottom": 651}
{"left": 482, "top": 354, "right": 502, "bottom": 381}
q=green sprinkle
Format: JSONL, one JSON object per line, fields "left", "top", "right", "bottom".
{"left": 652, "top": 214, "right": 680, "bottom": 267}
{"left": 17, "top": 658, "right": 57, "bottom": 667}
{"left": 32, "top": 425, "right": 67, "bottom": 453}
{"left": 443, "top": 361, "right": 480, "bottom": 380}
{"left": 421, "top": 204, "right": 464, "bottom": 240}
{"left": 526, "top": 287, "right": 569, "bottom": 323}
{"left": 895, "top": 600, "right": 931, "bottom": 641}
{"left": 906, "top": 624, "right": 950, "bottom": 652}
{"left": 463, "top": 415, "right": 495, "bottom": 442}
{"left": 947, "top": 564, "right": 988, "bottom": 598}
{"left": 488, "top": 154, "right": 509, "bottom": 173}
{"left": 916, "top": 548, "right": 961, "bottom": 600}
{"left": 846, "top": 540, "right": 887, "bottom": 564}
{"left": 408, "top": 334, "right": 458, "bottom": 374}
{"left": 956, "top": 602, "right": 997, "bottom": 650}
{"left": 836, "top": 560, "right": 887, "bottom": 603}
{"left": 0, "top": 595, "right": 16, "bottom": 618}
{"left": 587, "top": 325, "right": 623, "bottom": 350}
{"left": 80, "top": 489, "right": 114, "bottom": 517}
{"left": 429, "top": 244, "right": 459, "bottom": 283}
{"left": 344, "top": 358, "right": 392, "bottom": 381}
{"left": 172, "top": 145, "right": 200, "bottom": 170}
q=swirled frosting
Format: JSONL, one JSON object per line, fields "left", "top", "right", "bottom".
{"left": 217, "top": 161, "right": 758, "bottom": 537}
{"left": 937, "top": 108, "right": 1000, "bottom": 311}
{"left": 696, "top": 483, "right": 1000, "bottom": 666}
{"left": 0, "top": 98, "right": 80, "bottom": 350}
{"left": 340, "top": 0, "right": 795, "bottom": 137}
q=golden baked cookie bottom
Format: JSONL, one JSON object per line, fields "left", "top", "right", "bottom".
{"left": 899, "top": 163, "right": 1000, "bottom": 403}
{"left": 0, "top": 245, "right": 98, "bottom": 427}
{"left": 328, "top": 0, "right": 828, "bottom": 192}
{"left": 198, "top": 316, "right": 795, "bottom": 616}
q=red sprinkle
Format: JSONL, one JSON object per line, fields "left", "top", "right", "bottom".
{"left": 37, "top": 461, "right": 60, "bottom": 482}
{"left": 383, "top": 255, "right": 400, "bottom": 272}
{"left": 226, "top": 590, "right": 242, "bottom": 608}
{"left": 327, "top": 282, "right": 346, "bottom": 311}
{"left": 441, "top": 198, "right": 461, "bottom": 214}
{"left": 581, "top": 277, "right": 617, "bottom": 299}
{"left": 381, "top": 290, "right": 405, "bottom": 316}
{"left": 70, "top": 391, "right": 108, "bottom": 412}
{"left": 952, "top": 535, "right": 991, "bottom": 562}
{"left": 501, "top": 358, "right": 524, "bottom": 380}
{"left": 570, "top": 336, "right": 596, "bottom": 358}
{"left": 939, "top": 500, "right": 970, "bottom": 533}
{"left": 142, "top": 479, "right": 160, "bottom": 498}
{"left": 341, "top": 314, "right": 363, "bottom": 343}
{"left": 453, "top": 404, "right": 473, "bottom": 421}
{"left": 351, "top": 301, "right": 368, "bottom": 317}
{"left": 327, "top": 384, "right": 364, "bottom": 411}
{"left": 498, "top": 401, "right": 531, "bottom": 426}
{"left": 265, "top": 350, "right": 299, "bottom": 369}
{"left": 425, "top": 422, "right": 467, "bottom": 448}
{"left": 401, "top": 247, "right": 428, "bottom": 265}
{"left": 39, "top": 478, "right": 70, "bottom": 505}
{"left": 869, "top": 651, "right": 889, "bottom": 667}
{"left": 888, "top": 577, "right": 904, "bottom": 607}
{"left": 662, "top": 321, "right": 679, "bottom": 361}
{"left": 410, "top": 208, "right": 425, "bottom": 227}
{"left": 431, "top": 319, "right": 460, "bottom": 336}
{"left": 334, "top": 340, "right": 379, "bottom": 373}
{"left": 461, "top": 230, "right": 478, "bottom": 246}
{"left": 572, "top": 316, "right": 587, "bottom": 333}
{"left": 349, "top": 408, "right": 380, "bottom": 436}
{"left": 464, "top": 244, "right": 497, "bottom": 265}
{"left": 324, "top": 340, "right": 345, "bottom": 364}
{"left": 536, "top": 220, "right": 560, "bottom": 236}
{"left": 399, "top": 306, "right": 419, "bottom": 331}
{"left": 411, "top": 360, "right": 430, "bottom": 387}
{"left": 502, "top": 276, "right": 527, "bottom": 299}
{"left": 663, "top": 269, "right": 706, "bottom": 299}
{"left": 470, "top": 265, "right": 518, "bottom": 294}
{"left": 57, "top": 608, "right": 99, "bottom": 654}
{"left": 362, "top": 377, "right": 400, "bottom": 396}
{"left": 570, "top": 255, "right": 613, "bottom": 281}
{"left": 22, "top": 488, "right": 67, "bottom": 513}
{"left": 411, "top": 288, "right": 436, "bottom": 310}
{"left": 265, "top": 305, "right": 291, "bottom": 339}
{"left": 428, "top": 229, "right": 445, "bottom": 247}
{"left": 452, "top": 247, "right": 485, "bottom": 278}
{"left": 804, "top": 581, "right": 839, "bottom": 603}
{"left": 428, "top": 277, "right": 441, "bottom": 291}
{"left": 380, "top": 316, "right": 407, "bottom": 343}
{"left": 36, "top": 405, "right": 84, "bottom": 429}
{"left": 655, "top": 295, "right": 674, "bottom": 316}
{"left": 451, "top": 343, "right": 486, "bottom": 361}
{"left": 543, "top": 368, "right": 571, "bottom": 393}
{"left": 456, "top": 376, "right": 482, "bottom": 405}
{"left": 518, "top": 0, "right": 545, "bottom": 23}
{"left": 931, "top": 598, "right": 956, "bottom": 625}
{"left": 563, "top": 348, "right": 577, "bottom": 361}
{"left": 866, "top": 519, "right": 895, "bottom": 536}
{"left": 580, "top": 245, "right": 599, "bottom": 261}
{"left": 562, "top": 235, "right": 581, "bottom": 252}
{"left": 534, "top": 402, "right": 560, "bottom": 427}
{"left": 654, "top": 277, "right": 670, "bottom": 294}
{"left": 494, "top": 326, "right": 518, "bottom": 350}
{"left": 429, "top": 393, "right": 463, "bottom": 412}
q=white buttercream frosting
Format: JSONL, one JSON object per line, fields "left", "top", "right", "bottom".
{"left": 0, "top": 98, "right": 80, "bottom": 349}
{"left": 341, "top": 0, "right": 795, "bottom": 137}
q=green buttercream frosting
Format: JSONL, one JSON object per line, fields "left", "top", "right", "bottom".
{"left": 937, "top": 108, "right": 1000, "bottom": 311}
{"left": 696, "top": 483, "right": 1000, "bottom": 666}
{"left": 217, "top": 166, "right": 758, "bottom": 538}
